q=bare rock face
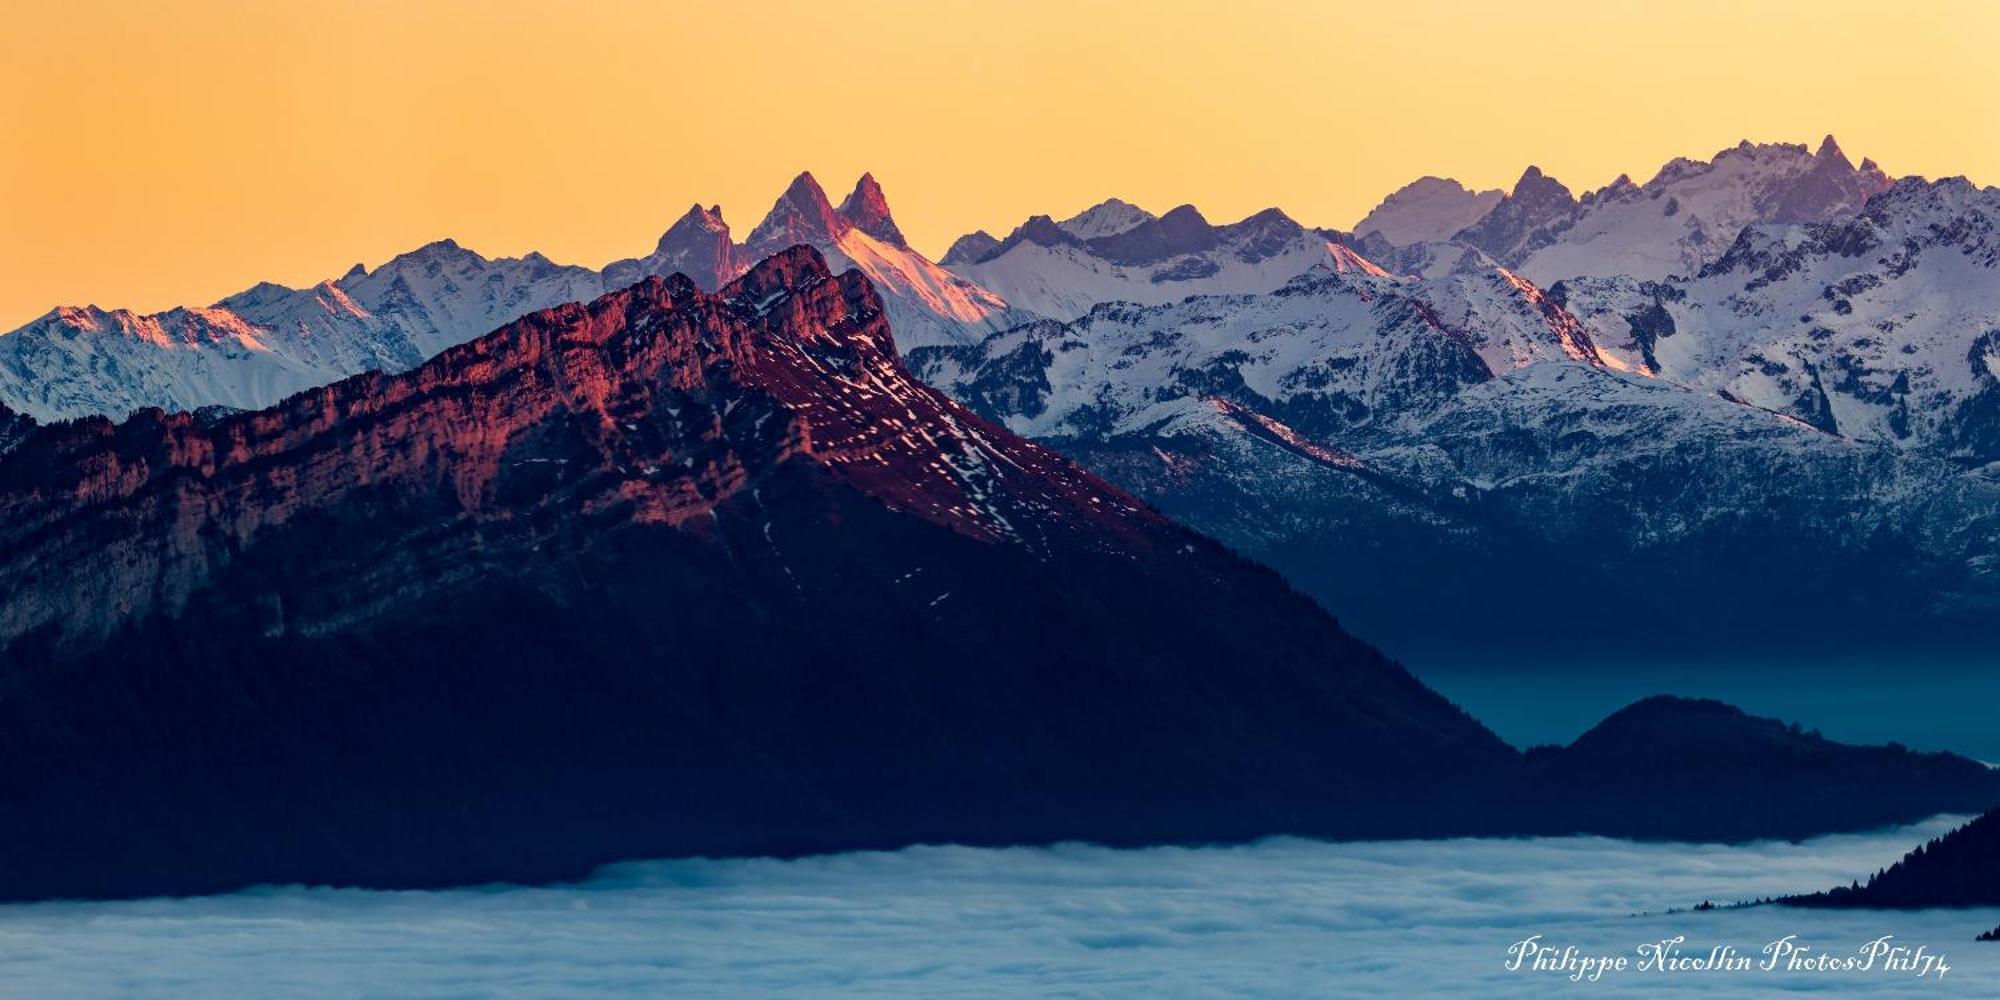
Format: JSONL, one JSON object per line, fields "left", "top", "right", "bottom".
{"left": 603, "top": 203, "right": 740, "bottom": 290}
{"left": 1453, "top": 166, "right": 1583, "bottom": 264}
{"left": 0, "top": 247, "right": 1513, "bottom": 901}
{"left": 743, "top": 172, "right": 853, "bottom": 258}
{"left": 837, "top": 172, "right": 907, "bottom": 247}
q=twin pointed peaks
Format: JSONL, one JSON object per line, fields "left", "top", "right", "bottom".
{"left": 742, "top": 171, "right": 910, "bottom": 256}
{"left": 620, "top": 171, "right": 917, "bottom": 291}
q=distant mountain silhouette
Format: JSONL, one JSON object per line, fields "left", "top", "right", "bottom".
{"left": 1517, "top": 697, "right": 2000, "bottom": 841}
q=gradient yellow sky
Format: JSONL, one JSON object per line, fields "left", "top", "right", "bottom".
{"left": 3, "top": 0, "right": 1995, "bottom": 330}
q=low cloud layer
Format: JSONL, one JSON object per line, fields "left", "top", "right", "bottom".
{"left": 0, "top": 817, "right": 1992, "bottom": 996}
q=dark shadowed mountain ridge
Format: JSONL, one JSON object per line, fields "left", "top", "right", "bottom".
{"left": 0, "top": 247, "right": 1515, "bottom": 901}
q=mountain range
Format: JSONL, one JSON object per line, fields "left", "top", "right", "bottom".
{"left": 2, "top": 249, "right": 1995, "bottom": 901}
{"left": 939, "top": 200, "right": 1386, "bottom": 321}
{"left": 1442, "top": 136, "right": 1890, "bottom": 284}
{"left": 0, "top": 173, "right": 1013, "bottom": 423}
{"left": 2, "top": 135, "right": 1996, "bottom": 662}
{"left": 917, "top": 168, "right": 2000, "bottom": 653}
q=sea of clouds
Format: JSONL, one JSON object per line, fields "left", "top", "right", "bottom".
{"left": 0, "top": 816, "right": 1992, "bottom": 997}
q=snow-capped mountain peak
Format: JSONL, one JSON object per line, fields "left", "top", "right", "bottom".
{"left": 1353, "top": 176, "right": 1503, "bottom": 246}
{"left": 1462, "top": 138, "right": 1895, "bottom": 284}
{"left": 1056, "top": 198, "right": 1156, "bottom": 240}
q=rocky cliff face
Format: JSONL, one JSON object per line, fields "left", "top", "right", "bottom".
{"left": 837, "top": 172, "right": 908, "bottom": 247}
{"left": 0, "top": 248, "right": 1513, "bottom": 900}
{"left": 602, "top": 203, "right": 738, "bottom": 290}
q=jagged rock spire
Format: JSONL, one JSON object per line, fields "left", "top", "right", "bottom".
{"left": 745, "top": 171, "right": 850, "bottom": 256}
{"left": 837, "top": 173, "right": 906, "bottom": 247}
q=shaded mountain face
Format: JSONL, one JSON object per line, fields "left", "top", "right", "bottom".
{"left": 1353, "top": 176, "right": 1503, "bottom": 246}
{"left": 943, "top": 203, "right": 1380, "bottom": 321}
{"left": 603, "top": 203, "right": 737, "bottom": 290}
{"left": 1452, "top": 166, "right": 1583, "bottom": 267}
{"left": 1784, "top": 806, "right": 2000, "bottom": 911}
{"left": 0, "top": 248, "right": 1515, "bottom": 901}
{"left": 939, "top": 229, "right": 1002, "bottom": 265}
{"left": 0, "top": 173, "right": 1014, "bottom": 422}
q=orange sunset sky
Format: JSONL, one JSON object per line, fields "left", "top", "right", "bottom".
{"left": 3, "top": 0, "right": 1995, "bottom": 331}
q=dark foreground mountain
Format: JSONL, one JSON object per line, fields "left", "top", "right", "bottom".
{"left": 0, "top": 248, "right": 1515, "bottom": 900}
{"left": 0, "top": 252, "right": 1993, "bottom": 902}
{"left": 1784, "top": 807, "right": 2000, "bottom": 911}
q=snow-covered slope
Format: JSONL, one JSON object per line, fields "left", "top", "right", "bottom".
{"left": 1556, "top": 175, "right": 2000, "bottom": 461}
{"left": 912, "top": 262, "right": 1609, "bottom": 442}
{"left": 1457, "top": 137, "right": 1891, "bottom": 284}
{"left": 0, "top": 172, "right": 1018, "bottom": 420}
{"left": 913, "top": 241, "right": 2000, "bottom": 655}
{"left": 944, "top": 204, "right": 1386, "bottom": 322}
{"left": 0, "top": 243, "right": 607, "bottom": 421}
{"left": 1353, "top": 177, "right": 1502, "bottom": 246}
